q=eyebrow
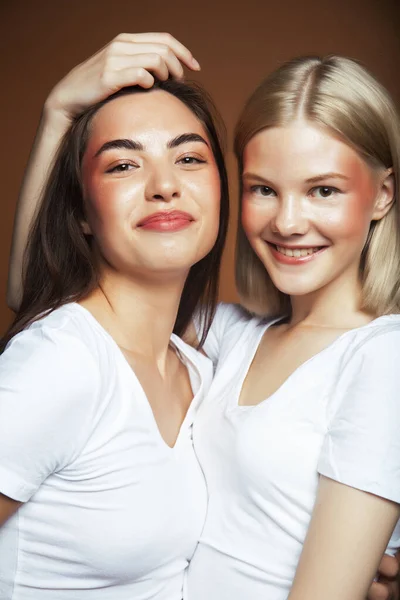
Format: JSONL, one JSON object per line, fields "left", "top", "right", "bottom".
{"left": 94, "top": 133, "right": 209, "bottom": 158}
{"left": 94, "top": 139, "right": 144, "bottom": 157}
{"left": 242, "top": 173, "right": 273, "bottom": 185}
{"left": 242, "top": 172, "right": 350, "bottom": 184}
{"left": 305, "top": 172, "right": 350, "bottom": 184}
{"left": 167, "top": 133, "right": 209, "bottom": 149}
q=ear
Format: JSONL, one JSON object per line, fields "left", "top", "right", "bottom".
{"left": 372, "top": 168, "right": 395, "bottom": 220}
{"left": 80, "top": 186, "right": 92, "bottom": 235}
{"left": 81, "top": 220, "right": 92, "bottom": 235}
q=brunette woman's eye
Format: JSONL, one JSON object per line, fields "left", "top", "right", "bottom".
{"left": 177, "top": 156, "right": 206, "bottom": 165}
{"left": 250, "top": 185, "right": 275, "bottom": 197}
{"left": 311, "top": 186, "right": 340, "bottom": 198}
{"left": 106, "top": 163, "right": 135, "bottom": 173}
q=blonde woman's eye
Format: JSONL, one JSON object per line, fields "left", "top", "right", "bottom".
{"left": 312, "top": 186, "right": 339, "bottom": 198}
{"left": 251, "top": 185, "right": 275, "bottom": 197}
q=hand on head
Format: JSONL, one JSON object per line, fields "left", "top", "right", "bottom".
{"left": 45, "top": 32, "right": 200, "bottom": 126}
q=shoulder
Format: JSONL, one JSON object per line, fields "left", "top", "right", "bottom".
{"left": 340, "top": 315, "right": 400, "bottom": 377}
{"left": 212, "top": 301, "right": 281, "bottom": 343}
{"left": 0, "top": 305, "right": 109, "bottom": 500}
{"left": 211, "top": 301, "right": 266, "bottom": 336}
{"left": 29, "top": 302, "right": 105, "bottom": 348}
{"left": 214, "top": 301, "right": 251, "bottom": 323}
{"left": 320, "top": 316, "right": 400, "bottom": 504}
{"left": 352, "top": 314, "right": 400, "bottom": 345}
{"left": 200, "top": 302, "right": 274, "bottom": 365}
{"left": 327, "top": 315, "right": 400, "bottom": 421}
{"left": 1, "top": 304, "right": 104, "bottom": 385}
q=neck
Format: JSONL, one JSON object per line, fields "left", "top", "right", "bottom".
{"left": 80, "top": 266, "right": 188, "bottom": 365}
{"left": 289, "top": 265, "right": 373, "bottom": 329}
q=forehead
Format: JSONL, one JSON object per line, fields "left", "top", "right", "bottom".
{"left": 243, "top": 121, "right": 370, "bottom": 179}
{"left": 88, "top": 89, "right": 207, "bottom": 146}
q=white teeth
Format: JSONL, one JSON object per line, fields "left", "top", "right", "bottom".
{"left": 276, "top": 245, "right": 320, "bottom": 257}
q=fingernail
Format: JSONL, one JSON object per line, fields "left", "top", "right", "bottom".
{"left": 191, "top": 58, "right": 201, "bottom": 70}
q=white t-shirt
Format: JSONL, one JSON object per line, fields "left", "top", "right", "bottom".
{"left": 185, "top": 303, "right": 400, "bottom": 600}
{"left": 0, "top": 303, "right": 212, "bottom": 600}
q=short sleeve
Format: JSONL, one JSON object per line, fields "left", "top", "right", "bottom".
{"left": 318, "top": 329, "right": 400, "bottom": 504}
{"left": 0, "top": 325, "right": 100, "bottom": 502}
{"left": 195, "top": 303, "right": 248, "bottom": 365}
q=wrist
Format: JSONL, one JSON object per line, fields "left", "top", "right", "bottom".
{"left": 40, "top": 100, "right": 72, "bottom": 137}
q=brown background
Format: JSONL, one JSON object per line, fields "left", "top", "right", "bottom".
{"left": 1, "top": 0, "right": 399, "bottom": 334}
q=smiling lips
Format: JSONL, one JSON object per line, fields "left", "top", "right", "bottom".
{"left": 137, "top": 210, "right": 195, "bottom": 232}
{"left": 268, "top": 242, "right": 327, "bottom": 264}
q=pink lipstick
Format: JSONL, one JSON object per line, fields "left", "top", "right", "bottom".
{"left": 137, "top": 210, "right": 194, "bottom": 232}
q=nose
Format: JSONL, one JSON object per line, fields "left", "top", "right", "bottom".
{"left": 271, "top": 194, "right": 308, "bottom": 237}
{"left": 145, "top": 164, "right": 181, "bottom": 203}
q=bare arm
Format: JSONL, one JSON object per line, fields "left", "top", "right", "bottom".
{"left": 7, "top": 110, "right": 71, "bottom": 311}
{"left": 288, "top": 476, "right": 400, "bottom": 600}
{"left": 7, "top": 32, "right": 199, "bottom": 311}
{"left": 0, "top": 492, "right": 21, "bottom": 527}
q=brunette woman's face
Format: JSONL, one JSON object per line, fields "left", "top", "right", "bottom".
{"left": 241, "top": 120, "right": 393, "bottom": 298}
{"left": 81, "top": 90, "right": 221, "bottom": 280}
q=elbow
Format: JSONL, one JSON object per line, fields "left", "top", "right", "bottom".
{"left": 6, "top": 281, "right": 20, "bottom": 314}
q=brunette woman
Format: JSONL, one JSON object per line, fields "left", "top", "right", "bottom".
{"left": 0, "top": 76, "right": 228, "bottom": 598}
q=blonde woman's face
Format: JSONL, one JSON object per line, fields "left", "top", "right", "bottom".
{"left": 241, "top": 121, "right": 393, "bottom": 298}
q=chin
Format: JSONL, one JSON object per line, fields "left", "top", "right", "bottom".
{"left": 269, "top": 274, "right": 324, "bottom": 298}
{"left": 142, "top": 253, "right": 205, "bottom": 276}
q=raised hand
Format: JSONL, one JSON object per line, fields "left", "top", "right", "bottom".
{"left": 7, "top": 32, "right": 200, "bottom": 311}
{"left": 45, "top": 32, "right": 200, "bottom": 125}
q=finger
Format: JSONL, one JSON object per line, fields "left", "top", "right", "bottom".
{"left": 103, "top": 67, "right": 155, "bottom": 94}
{"left": 104, "top": 41, "right": 185, "bottom": 79}
{"left": 367, "top": 581, "right": 391, "bottom": 600}
{"left": 147, "top": 44, "right": 185, "bottom": 79}
{"left": 104, "top": 53, "right": 170, "bottom": 81}
{"left": 378, "top": 554, "right": 399, "bottom": 580}
{"left": 114, "top": 32, "right": 200, "bottom": 70}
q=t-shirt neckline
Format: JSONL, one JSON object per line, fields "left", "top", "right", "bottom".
{"left": 234, "top": 313, "right": 396, "bottom": 411}
{"left": 64, "top": 302, "right": 204, "bottom": 451}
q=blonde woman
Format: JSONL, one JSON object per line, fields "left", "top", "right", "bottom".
{"left": 186, "top": 56, "right": 400, "bottom": 600}
{"left": 5, "top": 34, "right": 400, "bottom": 600}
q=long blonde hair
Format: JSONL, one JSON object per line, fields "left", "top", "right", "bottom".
{"left": 234, "top": 56, "right": 400, "bottom": 317}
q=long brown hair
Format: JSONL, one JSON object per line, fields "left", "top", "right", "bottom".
{"left": 234, "top": 56, "right": 400, "bottom": 317}
{"left": 2, "top": 80, "right": 229, "bottom": 351}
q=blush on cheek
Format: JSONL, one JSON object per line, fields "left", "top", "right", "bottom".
{"left": 319, "top": 196, "right": 372, "bottom": 241}
{"left": 81, "top": 159, "right": 117, "bottom": 210}
{"left": 241, "top": 198, "right": 262, "bottom": 237}
{"left": 85, "top": 187, "right": 107, "bottom": 217}
{"left": 81, "top": 166, "right": 102, "bottom": 213}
